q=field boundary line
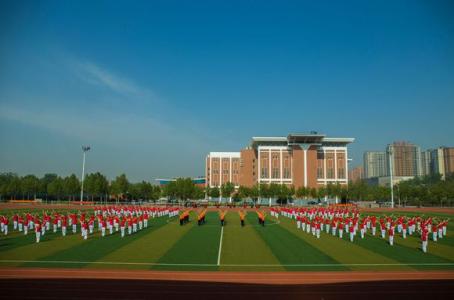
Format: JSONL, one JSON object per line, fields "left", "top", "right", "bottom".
{"left": 166, "top": 219, "right": 281, "bottom": 227}
{"left": 1, "top": 260, "right": 454, "bottom": 267}
{"left": 217, "top": 226, "right": 224, "bottom": 266}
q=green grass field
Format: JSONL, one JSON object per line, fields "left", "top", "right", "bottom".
{"left": 1, "top": 210, "right": 454, "bottom": 272}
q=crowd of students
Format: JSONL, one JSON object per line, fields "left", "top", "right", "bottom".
{"left": 0, "top": 206, "right": 179, "bottom": 243}
{"left": 276, "top": 206, "right": 449, "bottom": 253}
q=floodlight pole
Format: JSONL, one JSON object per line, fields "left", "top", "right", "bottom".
{"left": 388, "top": 147, "right": 394, "bottom": 209}
{"left": 80, "top": 146, "right": 91, "bottom": 205}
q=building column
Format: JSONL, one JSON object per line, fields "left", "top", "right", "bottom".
{"left": 269, "top": 149, "right": 272, "bottom": 207}
{"left": 345, "top": 149, "right": 349, "bottom": 182}
{"left": 323, "top": 149, "right": 327, "bottom": 187}
{"left": 280, "top": 149, "right": 283, "bottom": 184}
{"left": 269, "top": 149, "right": 272, "bottom": 181}
{"left": 219, "top": 157, "right": 222, "bottom": 203}
{"left": 303, "top": 149, "right": 308, "bottom": 188}
{"left": 209, "top": 156, "right": 212, "bottom": 200}
{"left": 229, "top": 157, "right": 232, "bottom": 203}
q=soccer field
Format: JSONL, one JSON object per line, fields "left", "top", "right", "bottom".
{"left": 1, "top": 210, "right": 454, "bottom": 272}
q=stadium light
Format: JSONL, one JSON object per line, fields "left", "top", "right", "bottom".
{"left": 80, "top": 145, "right": 91, "bottom": 204}
{"left": 387, "top": 147, "right": 394, "bottom": 209}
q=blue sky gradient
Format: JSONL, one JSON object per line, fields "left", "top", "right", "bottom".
{"left": 1, "top": 0, "right": 453, "bottom": 181}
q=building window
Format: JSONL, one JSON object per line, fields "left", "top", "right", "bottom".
{"left": 327, "top": 157, "right": 334, "bottom": 179}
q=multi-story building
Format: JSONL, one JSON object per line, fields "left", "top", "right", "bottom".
{"left": 420, "top": 150, "right": 432, "bottom": 177}
{"left": 430, "top": 147, "right": 454, "bottom": 180}
{"left": 445, "top": 147, "right": 454, "bottom": 177}
{"left": 386, "top": 142, "right": 421, "bottom": 177}
{"left": 348, "top": 166, "right": 364, "bottom": 183}
{"left": 206, "top": 133, "right": 354, "bottom": 189}
{"left": 363, "top": 151, "right": 387, "bottom": 178}
{"left": 205, "top": 152, "right": 241, "bottom": 188}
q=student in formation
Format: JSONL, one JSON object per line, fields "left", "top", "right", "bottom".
{"left": 388, "top": 225, "right": 395, "bottom": 246}
{"left": 338, "top": 222, "right": 344, "bottom": 239}
{"left": 101, "top": 218, "right": 107, "bottom": 237}
{"left": 421, "top": 227, "right": 429, "bottom": 253}
{"left": 35, "top": 220, "right": 42, "bottom": 243}
{"left": 2, "top": 217, "right": 9, "bottom": 235}
{"left": 349, "top": 223, "right": 355, "bottom": 242}
{"left": 239, "top": 211, "right": 245, "bottom": 227}
{"left": 219, "top": 211, "right": 226, "bottom": 226}
{"left": 81, "top": 221, "right": 88, "bottom": 240}
{"left": 120, "top": 217, "right": 126, "bottom": 238}
{"left": 61, "top": 216, "right": 67, "bottom": 236}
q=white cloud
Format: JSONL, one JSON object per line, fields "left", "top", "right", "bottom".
{"left": 71, "top": 59, "right": 156, "bottom": 100}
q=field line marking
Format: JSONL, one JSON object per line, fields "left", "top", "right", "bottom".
{"left": 1, "top": 260, "right": 454, "bottom": 267}
{"left": 217, "top": 226, "right": 224, "bottom": 266}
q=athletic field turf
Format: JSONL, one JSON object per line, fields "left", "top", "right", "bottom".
{"left": 1, "top": 210, "right": 454, "bottom": 272}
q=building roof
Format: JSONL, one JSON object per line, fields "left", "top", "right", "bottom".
{"left": 250, "top": 133, "right": 354, "bottom": 147}
{"left": 208, "top": 152, "right": 241, "bottom": 157}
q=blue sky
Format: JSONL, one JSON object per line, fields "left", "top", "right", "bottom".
{"left": 1, "top": 0, "right": 453, "bottom": 182}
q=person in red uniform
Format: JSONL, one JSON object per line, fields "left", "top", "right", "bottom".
{"left": 81, "top": 221, "right": 88, "bottom": 240}
{"left": 388, "top": 226, "right": 395, "bottom": 246}
{"left": 53, "top": 216, "right": 58, "bottom": 233}
{"left": 402, "top": 222, "right": 407, "bottom": 239}
{"left": 23, "top": 217, "right": 29, "bottom": 235}
{"left": 2, "top": 217, "right": 9, "bottom": 235}
{"left": 349, "top": 223, "right": 355, "bottom": 242}
{"left": 421, "top": 228, "right": 429, "bottom": 253}
{"left": 315, "top": 222, "right": 321, "bottom": 239}
{"left": 120, "top": 217, "right": 126, "bottom": 238}
{"left": 338, "top": 222, "right": 344, "bottom": 239}
{"left": 35, "top": 220, "right": 42, "bottom": 243}
{"left": 61, "top": 215, "right": 67, "bottom": 236}
{"left": 101, "top": 218, "right": 107, "bottom": 237}
{"left": 71, "top": 214, "right": 77, "bottom": 234}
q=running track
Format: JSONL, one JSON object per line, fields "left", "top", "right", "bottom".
{"left": 1, "top": 268, "right": 453, "bottom": 299}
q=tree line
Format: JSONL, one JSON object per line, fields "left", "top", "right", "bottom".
{"left": 0, "top": 172, "right": 161, "bottom": 202}
{"left": 1, "top": 171, "right": 453, "bottom": 206}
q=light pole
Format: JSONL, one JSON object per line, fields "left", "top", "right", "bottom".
{"left": 80, "top": 145, "right": 91, "bottom": 204}
{"left": 388, "top": 146, "right": 394, "bottom": 208}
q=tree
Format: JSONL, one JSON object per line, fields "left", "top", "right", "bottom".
{"left": 317, "top": 187, "right": 327, "bottom": 200}
{"left": 277, "top": 184, "right": 293, "bottom": 205}
{"left": 110, "top": 174, "right": 130, "bottom": 201}
{"left": 210, "top": 186, "right": 220, "bottom": 198}
{"left": 259, "top": 183, "right": 270, "bottom": 204}
{"left": 238, "top": 186, "right": 250, "bottom": 202}
{"left": 296, "top": 186, "right": 308, "bottom": 199}
{"left": 193, "top": 186, "right": 205, "bottom": 200}
{"left": 250, "top": 185, "right": 259, "bottom": 204}
{"left": 0, "top": 173, "right": 19, "bottom": 201}
{"left": 21, "top": 175, "right": 40, "bottom": 200}
{"left": 40, "top": 173, "right": 58, "bottom": 200}
{"left": 175, "top": 178, "right": 195, "bottom": 201}
{"left": 221, "top": 182, "right": 235, "bottom": 203}
{"left": 150, "top": 185, "right": 161, "bottom": 201}
{"left": 47, "top": 177, "right": 64, "bottom": 200}
{"left": 63, "top": 174, "right": 80, "bottom": 201}
{"left": 309, "top": 187, "right": 318, "bottom": 199}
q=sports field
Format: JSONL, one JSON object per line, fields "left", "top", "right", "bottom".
{"left": 1, "top": 208, "right": 454, "bottom": 272}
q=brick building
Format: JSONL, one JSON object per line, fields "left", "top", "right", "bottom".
{"left": 206, "top": 133, "right": 354, "bottom": 189}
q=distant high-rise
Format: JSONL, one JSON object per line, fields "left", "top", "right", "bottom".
{"left": 445, "top": 147, "right": 454, "bottom": 177}
{"left": 363, "top": 151, "right": 387, "bottom": 178}
{"left": 348, "top": 166, "right": 364, "bottom": 183}
{"left": 387, "top": 142, "right": 421, "bottom": 177}
{"left": 420, "top": 150, "right": 431, "bottom": 177}
{"left": 430, "top": 147, "right": 454, "bottom": 180}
